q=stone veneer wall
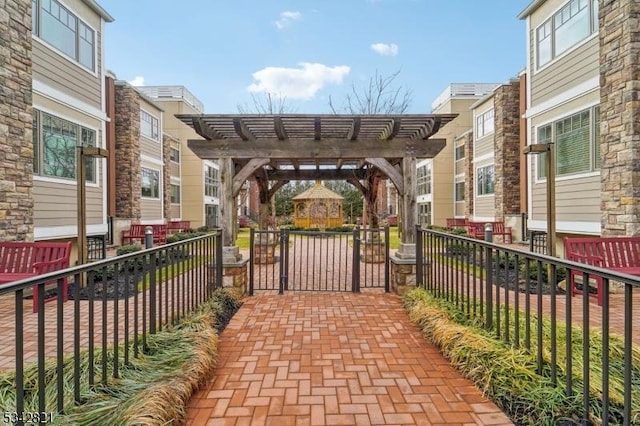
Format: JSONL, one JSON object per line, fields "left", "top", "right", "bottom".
{"left": 599, "top": 0, "right": 640, "bottom": 236}
{"left": 162, "top": 134, "right": 171, "bottom": 220}
{"left": 493, "top": 81, "right": 521, "bottom": 222}
{"left": 0, "top": 0, "right": 33, "bottom": 241}
{"left": 462, "top": 132, "right": 474, "bottom": 218}
{"left": 114, "top": 84, "right": 141, "bottom": 220}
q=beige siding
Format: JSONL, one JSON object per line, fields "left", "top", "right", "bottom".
{"left": 141, "top": 199, "right": 163, "bottom": 221}
{"left": 34, "top": 182, "right": 103, "bottom": 226}
{"left": 170, "top": 205, "right": 181, "bottom": 218}
{"left": 531, "top": 38, "right": 599, "bottom": 105}
{"left": 474, "top": 135, "right": 494, "bottom": 158}
{"left": 169, "top": 162, "right": 180, "bottom": 177}
{"left": 474, "top": 195, "right": 494, "bottom": 218}
{"left": 32, "top": 41, "right": 101, "bottom": 109}
{"left": 454, "top": 160, "right": 464, "bottom": 175}
{"left": 140, "top": 137, "right": 162, "bottom": 158}
{"left": 531, "top": 175, "right": 600, "bottom": 222}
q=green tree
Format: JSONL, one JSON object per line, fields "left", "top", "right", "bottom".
{"left": 325, "top": 181, "right": 363, "bottom": 223}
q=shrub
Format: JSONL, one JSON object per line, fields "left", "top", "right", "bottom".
{"left": 116, "top": 244, "right": 142, "bottom": 256}
{"left": 197, "top": 225, "right": 209, "bottom": 232}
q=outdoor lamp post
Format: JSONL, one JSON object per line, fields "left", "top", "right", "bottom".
{"left": 76, "top": 146, "right": 109, "bottom": 267}
{"left": 523, "top": 143, "right": 556, "bottom": 257}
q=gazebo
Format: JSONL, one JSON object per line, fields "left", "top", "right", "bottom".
{"left": 292, "top": 181, "right": 343, "bottom": 229}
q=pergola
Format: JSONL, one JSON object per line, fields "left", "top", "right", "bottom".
{"left": 176, "top": 114, "right": 456, "bottom": 252}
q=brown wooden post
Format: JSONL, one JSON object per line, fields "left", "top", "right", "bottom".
{"left": 220, "top": 158, "right": 236, "bottom": 246}
{"left": 400, "top": 157, "right": 417, "bottom": 247}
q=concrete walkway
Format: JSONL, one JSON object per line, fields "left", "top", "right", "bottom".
{"left": 186, "top": 292, "right": 513, "bottom": 425}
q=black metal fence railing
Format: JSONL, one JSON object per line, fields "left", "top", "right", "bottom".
{"left": 87, "top": 234, "right": 107, "bottom": 261}
{"left": 529, "top": 230, "right": 547, "bottom": 255}
{"left": 416, "top": 226, "right": 639, "bottom": 425}
{"left": 249, "top": 227, "right": 389, "bottom": 294}
{"left": 0, "top": 232, "right": 222, "bottom": 423}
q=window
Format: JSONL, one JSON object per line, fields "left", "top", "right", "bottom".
{"left": 32, "top": 109, "right": 96, "bottom": 182}
{"left": 418, "top": 203, "right": 432, "bottom": 227}
{"left": 32, "top": 0, "right": 95, "bottom": 71}
{"left": 417, "top": 162, "right": 432, "bottom": 196}
{"left": 170, "top": 184, "right": 181, "bottom": 204}
{"left": 536, "top": 0, "right": 599, "bottom": 68}
{"left": 455, "top": 144, "right": 465, "bottom": 161}
{"left": 476, "top": 109, "right": 494, "bottom": 138}
{"left": 536, "top": 106, "right": 600, "bottom": 179}
{"left": 455, "top": 182, "right": 465, "bottom": 202}
{"left": 140, "top": 110, "right": 159, "bottom": 141}
{"left": 141, "top": 168, "right": 160, "bottom": 198}
{"left": 170, "top": 147, "right": 180, "bottom": 163}
{"left": 476, "top": 165, "right": 495, "bottom": 196}
{"left": 205, "top": 165, "right": 219, "bottom": 198}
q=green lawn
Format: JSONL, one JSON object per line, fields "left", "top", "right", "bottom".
{"left": 236, "top": 226, "right": 400, "bottom": 250}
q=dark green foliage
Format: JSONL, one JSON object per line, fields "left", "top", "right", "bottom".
{"left": 116, "top": 245, "right": 142, "bottom": 256}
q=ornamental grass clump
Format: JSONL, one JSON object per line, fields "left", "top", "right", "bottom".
{"left": 402, "top": 288, "right": 640, "bottom": 425}
{"left": 0, "top": 288, "right": 242, "bottom": 426}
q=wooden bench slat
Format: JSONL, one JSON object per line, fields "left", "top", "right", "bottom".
{"left": 564, "top": 236, "right": 640, "bottom": 306}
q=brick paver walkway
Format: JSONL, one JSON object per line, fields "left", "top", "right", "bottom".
{"left": 186, "top": 292, "right": 513, "bottom": 425}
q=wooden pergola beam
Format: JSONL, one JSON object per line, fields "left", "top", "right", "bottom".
{"left": 266, "top": 168, "right": 368, "bottom": 181}
{"left": 188, "top": 138, "right": 446, "bottom": 159}
{"left": 365, "top": 158, "right": 404, "bottom": 195}
{"left": 192, "top": 117, "right": 223, "bottom": 141}
{"left": 274, "top": 116, "right": 288, "bottom": 140}
{"left": 232, "top": 158, "right": 270, "bottom": 197}
{"left": 233, "top": 117, "right": 256, "bottom": 141}
{"left": 379, "top": 118, "right": 401, "bottom": 141}
{"left": 346, "top": 117, "right": 361, "bottom": 141}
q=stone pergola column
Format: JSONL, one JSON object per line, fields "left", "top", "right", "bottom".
{"left": 599, "top": 0, "right": 640, "bottom": 236}
{"left": 0, "top": 0, "right": 33, "bottom": 242}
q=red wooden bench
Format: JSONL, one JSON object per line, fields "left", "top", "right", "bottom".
{"left": 492, "top": 222, "right": 513, "bottom": 243}
{"left": 446, "top": 218, "right": 467, "bottom": 230}
{"left": 0, "top": 241, "right": 72, "bottom": 312}
{"left": 564, "top": 236, "right": 640, "bottom": 306}
{"left": 466, "top": 221, "right": 487, "bottom": 239}
{"left": 167, "top": 220, "right": 191, "bottom": 233}
{"left": 121, "top": 224, "right": 167, "bottom": 245}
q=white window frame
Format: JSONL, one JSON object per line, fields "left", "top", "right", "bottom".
{"left": 169, "top": 147, "right": 180, "bottom": 163}
{"left": 170, "top": 183, "right": 181, "bottom": 204}
{"left": 140, "top": 110, "right": 160, "bottom": 142}
{"left": 141, "top": 167, "right": 161, "bottom": 199}
{"left": 417, "top": 162, "right": 432, "bottom": 196}
{"left": 534, "top": 0, "right": 599, "bottom": 70}
{"left": 476, "top": 109, "right": 494, "bottom": 139}
{"left": 204, "top": 165, "right": 219, "bottom": 198}
{"left": 535, "top": 105, "right": 600, "bottom": 180}
{"left": 33, "top": 109, "right": 97, "bottom": 183}
{"left": 31, "top": 0, "right": 97, "bottom": 72}
{"left": 476, "top": 165, "right": 495, "bottom": 196}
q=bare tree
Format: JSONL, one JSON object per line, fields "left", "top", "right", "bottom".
{"left": 237, "top": 92, "right": 297, "bottom": 114}
{"left": 329, "top": 69, "right": 412, "bottom": 114}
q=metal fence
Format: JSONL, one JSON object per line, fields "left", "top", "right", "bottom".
{"left": 249, "top": 227, "right": 389, "bottom": 294}
{"left": 416, "top": 226, "right": 639, "bottom": 425}
{"left": 0, "top": 232, "right": 222, "bottom": 423}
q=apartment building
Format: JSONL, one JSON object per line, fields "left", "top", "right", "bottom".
{"left": 137, "top": 86, "right": 220, "bottom": 230}
{"left": 468, "top": 79, "right": 523, "bottom": 239}
{"left": 0, "top": 1, "right": 112, "bottom": 255}
{"left": 107, "top": 79, "right": 168, "bottom": 244}
{"left": 417, "top": 84, "right": 499, "bottom": 227}
{"left": 518, "top": 0, "right": 640, "bottom": 253}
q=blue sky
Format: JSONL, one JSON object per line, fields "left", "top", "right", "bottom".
{"left": 99, "top": 0, "right": 531, "bottom": 113}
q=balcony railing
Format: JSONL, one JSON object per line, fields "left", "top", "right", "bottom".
{"left": 0, "top": 232, "right": 222, "bottom": 422}
{"left": 416, "top": 226, "right": 639, "bottom": 425}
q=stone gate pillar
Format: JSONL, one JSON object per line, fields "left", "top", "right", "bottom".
{"left": 599, "top": 0, "right": 640, "bottom": 236}
{"left": 0, "top": 0, "right": 33, "bottom": 242}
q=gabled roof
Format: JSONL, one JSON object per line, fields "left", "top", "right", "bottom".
{"left": 293, "top": 182, "right": 343, "bottom": 200}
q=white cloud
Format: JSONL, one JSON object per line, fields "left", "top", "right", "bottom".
{"left": 247, "top": 63, "right": 351, "bottom": 100}
{"left": 275, "top": 11, "right": 301, "bottom": 29}
{"left": 128, "top": 76, "right": 145, "bottom": 86}
{"left": 370, "top": 43, "right": 399, "bottom": 56}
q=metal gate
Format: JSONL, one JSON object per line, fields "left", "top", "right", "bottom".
{"left": 249, "top": 227, "right": 389, "bottom": 294}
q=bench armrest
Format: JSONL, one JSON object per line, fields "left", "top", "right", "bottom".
{"left": 33, "top": 258, "right": 68, "bottom": 274}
